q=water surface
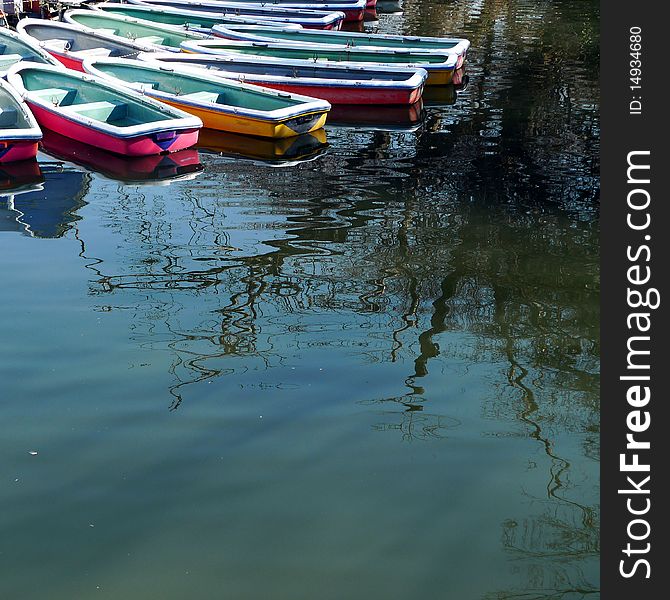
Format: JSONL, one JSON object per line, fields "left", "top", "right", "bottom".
{"left": 1, "top": 1, "right": 599, "bottom": 598}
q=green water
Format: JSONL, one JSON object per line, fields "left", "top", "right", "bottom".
{"left": 0, "top": 1, "right": 599, "bottom": 598}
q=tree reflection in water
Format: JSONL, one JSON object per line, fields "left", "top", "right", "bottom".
{"left": 63, "top": 0, "right": 598, "bottom": 596}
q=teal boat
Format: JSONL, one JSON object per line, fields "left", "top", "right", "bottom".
{"left": 0, "top": 26, "right": 61, "bottom": 77}
{"left": 63, "top": 9, "right": 209, "bottom": 52}
{"left": 180, "top": 39, "right": 459, "bottom": 85}
{"left": 94, "top": 2, "right": 330, "bottom": 32}
{"left": 213, "top": 24, "right": 470, "bottom": 67}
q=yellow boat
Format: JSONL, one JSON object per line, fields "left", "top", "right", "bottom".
{"left": 82, "top": 57, "right": 331, "bottom": 139}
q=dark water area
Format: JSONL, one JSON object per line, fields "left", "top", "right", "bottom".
{"left": 1, "top": 1, "right": 599, "bottom": 598}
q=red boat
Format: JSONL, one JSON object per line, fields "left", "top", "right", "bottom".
{"left": 144, "top": 53, "right": 427, "bottom": 105}
{"left": 15, "top": 18, "right": 153, "bottom": 73}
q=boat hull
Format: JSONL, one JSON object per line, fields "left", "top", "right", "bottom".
{"left": 26, "top": 102, "right": 199, "bottom": 156}
{"left": 45, "top": 50, "right": 86, "bottom": 72}
{"left": 0, "top": 140, "right": 40, "bottom": 164}
{"left": 426, "top": 70, "right": 453, "bottom": 85}
{"left": 156, "top": 99, "right": 328, "bottom": 138}
{"left": 249, "top": 81, "right": 423, "bottom": 105}
{"left": 342, "top": 8, "right": 365, "bottom": 21}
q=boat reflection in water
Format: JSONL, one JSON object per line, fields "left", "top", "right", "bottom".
{"left": 328, "top": 99, "right": 424, "bottom": 130}
{"left": 40, "top": 130, "right": 204, "bottom": 185}
{"left": 452, "top": 67, "right": 468, "bottom": 89}
{"left": 196, "top": 128, "right": 328, "bottom": 166}
{"left": 1, "top": 163, "right": 88, "bottom": 238}
{"left": 422, "top": 84, "right": 457, "bottom": 106}
{"left": 0, "top": 159, "right": 43, "bottom": 197}
{"left": 375, "top": 0, "right": 403, "bottom": 13}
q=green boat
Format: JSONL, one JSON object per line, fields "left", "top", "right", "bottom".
{"left": 0, "top": 25, "right": 61, "bottom": 77}
{"left": 63, "top": 9, "right": 208, "bottom": 52}
{"left": 94, "top": 2, "right": 308, "bottom": 33}
{"left": 214, "top": 24, "right": 470, "bottom": 67}
{"left": 180, "top": 39, "right": 459, "bottom": 85}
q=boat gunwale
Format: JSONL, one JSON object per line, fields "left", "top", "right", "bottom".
{"left": 7, "top": 63, "right": 203, "bottom": 139}
{"left": 0, "top": 26, "right": 62, "bottom": 76}
{"left": 82, "top": 57, "right": 332, "bottom": 123}
{"left": 0, "top": 78, "right": 42, "bottom": 142}
{"left": 213, "top": 24, "right": 471, "bottom": 58}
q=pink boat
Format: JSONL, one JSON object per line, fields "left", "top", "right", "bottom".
{"left": 0, "top": 78, "right": 42, "bottom": 164}
{"left": 7, "top": 64, "right": 203, "bottom": 157}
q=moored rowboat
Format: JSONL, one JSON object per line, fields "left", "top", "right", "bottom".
{"left": 0, "top": 27, "right": 61, "bottom": 78}
{"left": 7, "top": 63, "right": 202, "bottom": 156}
{"left": 143, "top": 52, "right": 427, "bottom": 105}
{"left": 125, "top": 0, "right": 346, "bottom": 29}
{"left": 83, "top": 57, "right": 331, "bottom": 139}
{"left": 0, "top": 78, "right": 42, "bottom": 164}
{"left": 133, "top": 0, "right": 367, "bottom": 23}
{"left": 213, "top": 23, "right": 470, "bottom": 68}
{"left": 63, "top": 9, "right": 209, "bottom": 53}
{"left": 93, "top": 3, "right": 304, "bottom": 33}
{"left": 15, "top": 18, "right": 154, "bottom": 72}
{"left": 180, "top": 39, "right": 459, "bottom": 85}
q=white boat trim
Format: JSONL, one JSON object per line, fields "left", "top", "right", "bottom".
{"left": 0, "top": 78, "right": 42, "bottom": 142}
{"left": 0, "top": 27, "right": 62, "bottom": 78}
{"left": 213, "top": 23, "right": 471, "bottom": 58}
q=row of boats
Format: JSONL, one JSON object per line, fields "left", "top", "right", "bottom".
{"left": 1, "top": 1, "right": 470, "bottom": 165}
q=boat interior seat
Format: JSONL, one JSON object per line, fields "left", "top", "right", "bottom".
{"left": 31, "top": 87, "right": 79, "bottom": 105}
{"left": 44, "top": 39, "right": 75, "bottom": 52}
{"left": 0, "top": 44, "right": 6, "bottom": 54}
{"left": 136, "top": 81, "right": 160, "bottom": 91}
{"left": 65, "top": 100, "right": 128, "bottom": 122}
{"left": 74, "top": 48, "right": 113, "bottom": 58}
{"left": 135, "top": 36, "right": 165, "bottom": 46}
{"left": 92, "top": 28, "right": 119, "bottom": 37}
{"left": 0, "top": 107, "right": 19, "bottom": 128}
{"left": 0, "top": 54, "right": 23, "bottom": 68}
{"left": 180, "top": 91, "right": 221, "bottom": 103}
